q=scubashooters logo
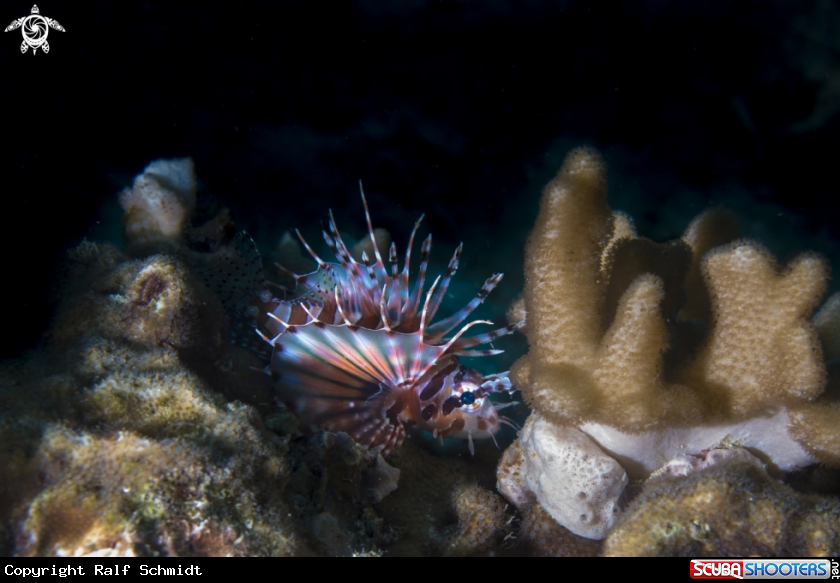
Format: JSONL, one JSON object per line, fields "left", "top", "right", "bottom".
{"left": 691, "top": 559, "right": 838, "bottom": 580}
{"left": 4, "top": 5, "right": 65, "bottom": 54}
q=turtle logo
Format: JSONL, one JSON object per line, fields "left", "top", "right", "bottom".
{"left": 5, "top": 5, "right": 65, "bottom": 55}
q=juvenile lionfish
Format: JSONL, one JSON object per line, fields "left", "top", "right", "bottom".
{"left": 242, "top": 188, "right": 522, "bottom": 456}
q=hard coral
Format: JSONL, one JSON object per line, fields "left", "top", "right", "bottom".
{"left": 500, "top": 146, "right": 839, "bottom": 538}
{"left": 1, "top": 335, "right": 299, "bottom": 557}
{"left": 119, "top": 159, "right": 197, "bottom": 255}
{"left": 512, "top": 147, "right": 829, "bottom": 435}
{"left": 446, "top": 483, "right": 509, "bottom": 556}
{"left": 51, "top": 241, "right": 224, "bottom": 354}
{"left": 603, "top": 457, "right": 840, "bottom": 557}
{"left": 376, "top": 437, "right": 510, "bottom": 556}
{"left": 0, "top": 189, "right": 297, "bottom": 555}
{"left": 517, "top": 503, "right": 602, "bottom": 557}
{"left": 281, "top": 431, "right": 400, "bottom": 556}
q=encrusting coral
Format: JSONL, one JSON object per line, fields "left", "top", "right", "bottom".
{"left": 373, "top": 437, "right": 513, "bottom": 556}
{"left": 498, "top": 146, "right": 840, "bottom": 543}
{"left": 0, "top": 236, "right": 301, "bottom": 556}
{"left": 0, "top": 159, "right": 308, "bottom": 556}
{"left": 446, "top": 483, "right": 509, "bottom": 556}
{"left": 602, "top": 455, "right": 840, "bottom": 557}
{"left": 517, "top": 502, "right": 603, "bottom": 557}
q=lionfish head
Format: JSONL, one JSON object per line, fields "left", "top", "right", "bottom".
{"left": 414, "top": 357, "right": 518, "bottom": 455}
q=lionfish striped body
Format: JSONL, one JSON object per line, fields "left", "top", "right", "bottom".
{"left": 251, "top": 188, "right": 522, "bottom": 455}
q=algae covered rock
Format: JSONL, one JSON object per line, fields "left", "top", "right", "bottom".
{"left": 603, "top": 458, "right": 840, "bottom": 557}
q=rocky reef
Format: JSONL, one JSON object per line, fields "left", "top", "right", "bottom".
{"left": 3, "top": 153, "right": 839, "bottom": 556}
{"left": 0, "top": 247, "right": 299, "bottom": 556}
{"left": 0, "top": 159, "right": 515, "bottom": 557}
{"left": 603, "top": 454, "right": 840, "bottom": 556}
{"left": 497, "top": 147, "right": 840, "bottom": 552}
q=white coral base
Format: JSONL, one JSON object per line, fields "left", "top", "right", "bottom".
{"left": 498, "top": 409, "right": 816, "bottom": 540}
{"left": 498, "top": 413, "right": 628, "bottom": 539}
{"left": 580, "top": 409, "right": 815, "bottom": 481}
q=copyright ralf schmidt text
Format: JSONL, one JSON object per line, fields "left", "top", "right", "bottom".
{"left": 6, "top": 565, "right": 202, "bottom": 577}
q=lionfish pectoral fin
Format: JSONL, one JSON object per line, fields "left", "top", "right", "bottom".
{"left": 275, "top": 364, "right": 399, "bottom": 449}
{"left": 271, "top": 324, "right": 438, "bottom": 454}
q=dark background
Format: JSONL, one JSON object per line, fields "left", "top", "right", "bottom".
{"left": 2, "top": 0, "right": 838, "bottom": 360}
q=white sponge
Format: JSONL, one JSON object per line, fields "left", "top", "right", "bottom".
{"left": 498, "top": 413, "right": 627, "bottom": 539}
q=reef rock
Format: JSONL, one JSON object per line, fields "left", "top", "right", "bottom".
{"left": 603, "top": 456, "right": 840, "bottom": 557}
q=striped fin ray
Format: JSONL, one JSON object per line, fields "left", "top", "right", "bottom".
{"left": 324, "top": 210, "right": 381, "bottom": 299}
{"left": 445, "top": 320, "right": 525, "bottom": 355}
{"left": 322, "top": 207, "right": 398, "bottom": 326}
{"left": 424, "top": 243, "right": 463, "bottom": 324}
{"left": 400, "top": 214, "right": 425, "bottom": 305}
{"left": 273, "top": 356, "right": 404, "bottom": 453}
{"left": 398, "top": 234, "right": 432, "bottom": 328}
{"left": 384, "top": 243, "right": 404, "bottom": 323}
{"left": 359, "top": 182, "right": 389, "bottom": 285}
{"left": 295, "top": 228, "right": 326, "bottom": 267}
{"left": 272, "top": 324, "right": 442, "bottom": 452}
{"left": 274, "top": 324, "right": 447, "bottom": 403}
{"left": 425, "top": 272, "right": 504, "bottom": 339}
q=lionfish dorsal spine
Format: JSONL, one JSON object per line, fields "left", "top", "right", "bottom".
{"left": 295, "top": 228, "right": 325, "bottom": 266}
{"left": 423, "top": 243, "right": 463, "bottom": 324}
{"left": 425, "top": 272, "right": 505, "bottom": 338}
{"left": 419, "top": 275, "right": 442, "bottom": 334}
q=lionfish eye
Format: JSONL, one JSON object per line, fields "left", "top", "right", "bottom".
{"left": 460, "top": 391, "right": 476, "bottom": 405}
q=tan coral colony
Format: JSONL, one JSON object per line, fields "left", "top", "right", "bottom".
{"left": 497, "top": 147, "right": 840, "bottom": 544}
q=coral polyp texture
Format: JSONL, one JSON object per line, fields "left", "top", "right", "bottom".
{"left": 602, "top": 456, "right": 840, "bottom": 557}
{"left": 498, "top": 147, "right": 840, "bottom": 544}
{"left": 0, "top": 238, "right": 300, "bottom": 556}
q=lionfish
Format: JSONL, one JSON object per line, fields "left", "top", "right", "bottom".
{"left": 238, "top": 188, "right": 522, "bottom": 456}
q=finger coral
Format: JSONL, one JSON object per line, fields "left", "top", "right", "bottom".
{"left": 501, "top": 146, "right": 840, "bottom": 539}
